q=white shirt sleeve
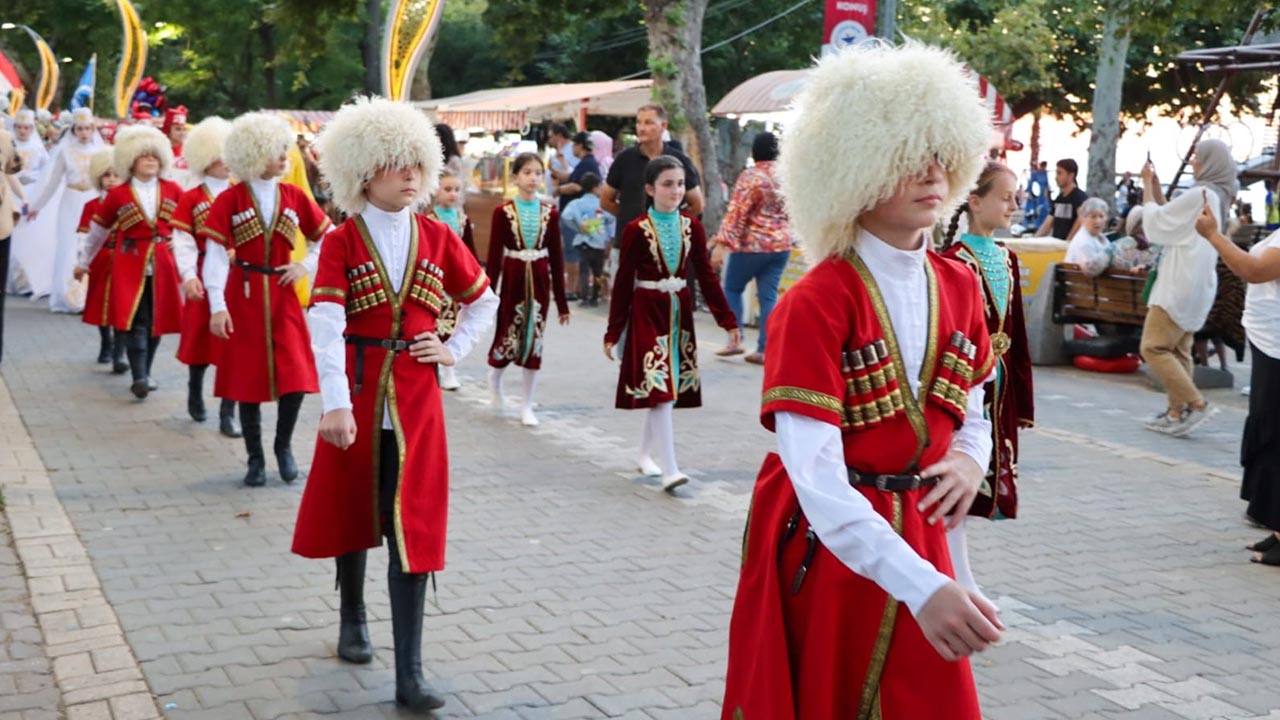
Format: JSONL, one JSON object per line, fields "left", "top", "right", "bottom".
{"left": 203, "top": 242, "right": 231, "bottom": 314}
{"left": 307, "top": 301, "right": 351, "bottom": 414}
{"left": 171, "top": 229, "right": 200, "bottom": 282}
{"left": 443, "top": 287, "right": 499, "bottom": 362}
{"left": 29, "top": 151, "right": 67, "bottom": 214}
{"left": 776, "top": 412, "right": 952, "bottom": 617}
{"left": 949, "top": 380, "right": 994, "bottom": 472}
{"left": 301, "top": 229, "right": 331, "bottom": 278}
{"left": 1143, "top": 190, "right": 1220, "bottom": 248}
{"left": 82, "top": 222, "right": 111, "bottom": 266}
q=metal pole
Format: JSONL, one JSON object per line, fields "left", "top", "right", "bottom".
{"left": 878, "top": 0, "right": 897, "bottom": 42}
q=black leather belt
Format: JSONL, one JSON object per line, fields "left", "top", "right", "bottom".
{"left": 233, "top": 258, "right": 283, "bottom": 275}
{"left": 847, "top": 469, "right": 939, "bottom": 492}
{"left": 346, "top": 335, "right": 412, "bottom": 395}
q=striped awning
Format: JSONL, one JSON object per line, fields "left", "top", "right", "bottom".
{"left": 418, "top": 80, "right": 653, "bottom": 132}
{"left": 265, "top": 109, "right": 336, "bottom": 133}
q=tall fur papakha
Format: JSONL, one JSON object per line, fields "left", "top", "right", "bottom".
{"left": 112, "top": 125, "right": 173, "bottom": 180}
{"left": 88, "top": 148, "right": 114, "bottom": 190}
{"left": 182, "top": 117, "right": 232, "bottom": 179}
{"left": 223, "top": 112, "right": 293, "bottom": 182}
{"left": 779, "top": 41, "right": 992, "bottom": 260}
{"left": 315, "top": 96, "right": 442, "bottom": 216}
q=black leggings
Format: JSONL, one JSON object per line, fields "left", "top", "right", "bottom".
{"left": 378, "top": 429, "right": 400, "bottom": 535}
{"left": 0, "top": 237, "right": 9, "bottom": 362}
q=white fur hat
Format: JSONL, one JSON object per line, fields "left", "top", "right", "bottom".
{"left": 89, "top": 148, "right": 115, "bottom": 189}
{"left": 182, "top": 116, "right": 231, "bottom": 179}
{"left": 315, "top": 96, "right": 442, "bottom": 215}
{"left": 14, "top": 109, "right": 35, "bottom": 126}
{"left": 112, "top": 124, "right": 173, "bottom": 179}
{"left": 224, "top": 112, "right": 293, "bottom": 182}
{"left": 779, "top": 42, "right": 992, "bottom": 259}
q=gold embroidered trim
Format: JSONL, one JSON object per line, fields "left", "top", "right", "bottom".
{"left": 312, "top": 286, "right": 346, "bottom": 300}
{"left": 762, "top": 386, "right": 843, "bottom": 414}
{"left": 856, "top": 493, "right": 904, "bottom": 720}
{"left": 457, "top": 272, "right": 488, "bottom": 302}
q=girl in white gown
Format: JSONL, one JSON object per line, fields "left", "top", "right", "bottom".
{"left": 28, "top": 108, "right": 105, "bottom": 313}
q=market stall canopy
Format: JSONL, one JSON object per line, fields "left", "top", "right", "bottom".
{"left": 417, "top": 80, "right": 653, "bottom": 132}
{"left": 265, "top": 109, "right": 335, "bottom": 134}
{"left": 711, "top": 67, "right": 1018, "bottom": 149}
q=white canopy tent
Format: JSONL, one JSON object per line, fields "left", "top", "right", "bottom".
{"left": 416, "top": 80, "right": 653, "bottom": 132}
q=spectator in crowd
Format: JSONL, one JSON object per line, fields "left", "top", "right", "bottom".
{"left": 589, "top": 130, "right": 615, "bottom": 178}
{"left": 435, "top": 123, "right": 463, "bottom": 177}
{"left": 601, "top": 104, "right": 703, "bottom": 239}
{"left": 547, "top": 123, "right": 578, "bottom": 186}
{"left": 710, "top": 131, "right": 792, "bottom": 364}
{"left": 1138, "top": 139, "right": 1234, "bottom": 437}
{"left": 1064, "top": 198, "right": 1111, "bottom": 275}
{"left": 561, "top": 173, "right": 615, "bottom": 306}
{"left": 1035, "top": 159, "right": 1088, "bottom": 240}
{"left": 1194, "top": 191, "right": 1280, "bottom": 565}
{"left": 555, "top": 132, "right": 601, "bottom": 211}
{"left": 1117, "top": 171, "right": 1142, "bottom": 218}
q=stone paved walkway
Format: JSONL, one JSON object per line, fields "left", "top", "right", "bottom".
{"left": 1, "top": 296, "right": 1279, "bottom": 719}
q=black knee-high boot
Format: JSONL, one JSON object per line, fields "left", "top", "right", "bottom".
{"left": 336, "top": 551, "right": 373, "bottom": 664}
{"left": 111, "top": 332, "right": 129, "bottom": 375}
{"left": 387, "top": 540, "right": 445, "bottom": 713}
{"left": 145, "top": 336, "right": 161, "bottom": 391}
{"left": 239, "top": 402, "right": 266, "bottom": 487}
{"left": 219, "top": 399, "right": 241, "bottom": 438}
{"left": 274, "top": 392, "right": 304, "bottom": 482}
{"left": 126, "top": 326, "right": 149, "bottom": 399}
{"left": 187, "top": 364, "right": 208, "bottom": 422}
{"left": 97, "top": 327, "right": 112, "bottom": 364}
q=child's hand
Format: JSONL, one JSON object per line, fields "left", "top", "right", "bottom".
{"left": 603, "top": 342, "right": 614, "bottom": 360}
{"left": 409, "top": 331, "right": 455, "bottom": 366}
{"left": 559, "top": 312, "right": 570, "bottom": 326}
{"left": 1194, "top": 190, "right": 1218, "bottom": 239}
{"left": 319, "top": 408, "right": 357, "bottom": 449}
{"left": 276, "top": 262, "right": 307, "bottom": 286}
{"left": 727, "top": 327, "right": 741, "bottom": 348}
{"left": 72, "top": 265, "right": 88, "bottom": 281}
{"left": 210, "top": 310, "right": 234, "bottom": 339}
{"left": 183, "top": 277, "right": 205, "bottom": 300}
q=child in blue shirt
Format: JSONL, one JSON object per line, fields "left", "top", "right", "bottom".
{"left": 561, "top": 173, "right": 616, "bottom": 306}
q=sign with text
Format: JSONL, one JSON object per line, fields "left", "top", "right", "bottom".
{"left": 822, "top": 0, "right": 877, "bottom": 56}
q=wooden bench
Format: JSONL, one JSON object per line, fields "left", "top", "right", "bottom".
{"left": 1052, "top": 264, "right": 1149, "bottom": 327}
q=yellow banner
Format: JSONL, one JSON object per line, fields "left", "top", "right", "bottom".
{"left": 8, "top": 87, "right": 25, "bottom": 117}
{"left": 380, "top": 0, "right": 445, "bottom": 101}
{"left": 32, "top": 34, "right": 57, "bottom": 111}
{"left": 113, "top": 0, "right": 147, "bottom": 118}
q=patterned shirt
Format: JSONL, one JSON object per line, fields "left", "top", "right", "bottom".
{"left": 715, "top": 161, "right": 792, "bottom": 253}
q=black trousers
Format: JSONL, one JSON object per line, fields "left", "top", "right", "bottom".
{"left": 128, "top": 277, "right": 154, "bottom": 349}
{"left": 378, "top": 429, "right": 399, "bottom": 536}
{"left": 0, "top": 237, "right": 9, "bottom": 363}
{"left": 576, "top": 246, "right": 606, "bottom": 299}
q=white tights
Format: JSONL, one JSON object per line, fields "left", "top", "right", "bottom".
{"left": 640, "top": 402, "right": 680, "bottom": 477}
{"left": 489, "top": 366, "right": 539, "bottom": 413}
{"left": 946, "top": 518, "right": 993, "bottom": 607}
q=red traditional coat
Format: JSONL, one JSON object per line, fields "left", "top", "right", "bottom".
{"left": 92, "top": 181, "right": 185, "bottom": 335}
{"left": 605, "top": 213, "right": 737, "bottom": 409}
{"left": 292, "top": 213, "right": 490, "bottom": 573}
{"left": 722, "top": 252, "right": 993, "bottom": 720}
{"left": 942, "top": 239, "right": 1034, "bottom": 519}
{"left": 422, "top": 206, "right": 477, "bottom": 340}
{"left": 484, "top": 200, "right": 568, "bottom": 370}
{"left": 170, "top": 184, "right": 222, "bottom": 366}
{"left": 77, "top": 198, "right": 115, "bottom": 328}
{"left": 202, "top": 182, "right": 331, "bottom": 402}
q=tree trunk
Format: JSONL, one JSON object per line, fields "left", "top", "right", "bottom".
{"left": 644, "top": 0, "right": 726, "bottom": 234}
{"left": 361, "top": 0, "right": 383, "bottom": 95}
{"left": 1030, "top": 110, "right": 1041, "bottom": 167}
{"left": 1085, "top": 9, "right": 1131, "bottom": 208}
{"left": 258, "top": 21, "right": 278, "bottom": 108}
{"left": 726, "top": 119, "right": 746, "bottom": 185}
{"left": 409, "top": 28, "right": 442, "bottom": 100}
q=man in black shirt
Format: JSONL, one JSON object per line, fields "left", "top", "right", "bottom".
{"left": 1035, "top": 158, "right": 1088, "bottom": 240}
{"left": 601, "top": 104, "right": 703, "bottom": 240}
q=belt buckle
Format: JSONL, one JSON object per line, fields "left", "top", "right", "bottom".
{"left": 906, "top": 474, "right": 922, "bottom": 491}
{"left": 875, "top": 475, "right": 890, "bottom": 491}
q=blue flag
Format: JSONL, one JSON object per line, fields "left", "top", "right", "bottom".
{"left": 68, "top": 55, "right": 95, "bottom": 111}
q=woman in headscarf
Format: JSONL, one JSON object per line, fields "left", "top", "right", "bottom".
{"left": 589, "top": 130, "right": 614, "bottom": 178}
{"left": 1138, "top": 138, "right": 1236, "bottom": 438}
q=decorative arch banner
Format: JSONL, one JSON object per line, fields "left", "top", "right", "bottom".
{"left": 113, "top": 0, "right": 148, "bottom": 118}
{"left": 18, "top": 26, "right": 59, "bottom": 111}
{"left": 381, "top": 0, "right": 445, "bottom": 101}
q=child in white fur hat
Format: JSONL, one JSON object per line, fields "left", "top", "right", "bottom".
{"left": 292, "top": 96, "right": 497, "bottom": 714}
{"left": 722, "top": 42, "right": 1002, "bottom": 720}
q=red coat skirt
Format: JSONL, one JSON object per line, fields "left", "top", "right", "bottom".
{"left": 77, "top": 198, "right": 113, "bottom": 328}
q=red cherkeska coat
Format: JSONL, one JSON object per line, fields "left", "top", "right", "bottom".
{"left": 721, "top": 252, "right": 993, "bottom": 720}
{"left": 170, "top": 183, "right": 223, "bottom": 366}
{"left": 292, "top": 213, "right": 490, "bottom": 573}
{"left": 604, "top": 213, "right": 737, "bottom": 409}
{"left": 422, "top": 207, "right": 478, "bottom": 340}
{"left": 77, "top": 198, "right": 115, "bottom": 328}
{"left": 202, "top": 182, "right": 331, "bottom": 403}
{"left": 484, "top": 200, "right": 568, "bottom": 370}
{"left": 942, "top": 239, "right": 1034, "bottom": 519}
{"left": 91, "top": 181, "right": 184, "bottom": 336}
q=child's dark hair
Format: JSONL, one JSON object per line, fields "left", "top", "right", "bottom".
{"left": 943, "top": 161, "right": 1017, "bottom": 248}
{"left": 579, "top": 172, "right": 601, "bottom": 193}
{"left": 752, "top": 132, "right": 779, "bottom": 163}
{"left": 643, "top": 155, "right": 684, "bottom": 187}
{"left": 511, "top": 152, "right": 544, "bottom": 175}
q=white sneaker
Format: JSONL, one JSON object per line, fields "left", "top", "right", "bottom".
{"left": 439, "top": 366, "right": 461, "bottom": 391}
{"left": 1144, "top": 410, "right": 1180, "bottom": 432}
{"left": 638, "top": 455, "right": 663, "bottom": 477}
{"left": 1167, "top": 403, "right": 1218, "bottom": 437}
{"left": 1242, "top": 385, "right": 1252, "bottom": 397}
{"left": 661, "top": 472, "right": 690, "bottom": 492}
{"left": 520, "top": 407, "right": 539, "bottom": 427}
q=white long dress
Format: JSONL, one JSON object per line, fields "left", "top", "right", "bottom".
{"left": 8, "top": 135, "right": 54, "bottom": 297}
{"left": 30, "top": 139, "right": 100, "bottom": 313}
